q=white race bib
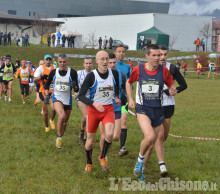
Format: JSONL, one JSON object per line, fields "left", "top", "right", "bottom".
{"left": 98, "top": 87, "right": 113, "bottom": 99}
{"left": 49, "top": 84, "right": 53, "bottom": 90}
{"left": 22, "top": 77, "right": 28, "bottom": 81}
{"left": 6, "top": 73, "right": 12, "bottom": 77}
{"left": 0, "top": 73, "right": 3, "bottom": 76}
{"left": 142, "top": 83, "right": 159, "bottom": 94}
{"left": 55, "top": 82, "right": 69, "bottom": 92}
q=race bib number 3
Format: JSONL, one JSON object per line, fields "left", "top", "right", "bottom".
{"left": 22, "top": 77, "right": 28, "bottom": 81}
{"left": 142, "top": 84, "right": 159, "bottom": 94}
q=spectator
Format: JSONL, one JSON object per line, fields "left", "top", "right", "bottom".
{"left": 15, "top": 57, "right": 21, "bottom": 70}
{"left": 201, "top": 38, "right": 206, "bottom": 52}
{"left": 98, "top": 37, "right": 102, "bottom": 49}
{"left": 67, "top": 36, "right": 71, "bottom": 48}
{"left": 47, "top": 34, "right": 51, "bottom": 47}
{"left": 57, "top": 31, "right": 61, "bottom": 45}
{"left": 182, "top": 60, "right": 187, "bottom": 77}
{"left": 61, "top": 34, "right": 66, "bottom": 48}
{"left": 7, "top": 32, "right": 11, "bottom": 46}
{"left": 3, "top": 32, "right": 7, "bottom": 46}
{"left": 15, "top": 33, "right": 20, "bottom": 47}
{"left": 0, "top": 31, "right": 2, "bottom": 46}
{"left": 70, "top": 34, "right": 76, "bottom": 48}
{"left": 103, "top": 36, "right": 107, "bottom": 49}
{"left": 137, "top": 37, "right": 141, "bottom": 50}
{"left": 175, "top": 60, "right": 181, "bottom": 71}
{"left": 195, "top": 37, "right": 201, "bottom": 51}
{"left": 25, "top": 33, "right": 30, "bottom": 47}
{"left": 109, "top": 37, "right": 113, "bottom": 49}
{"left": 52, "top": 33, "right": 56, "bottom": 47}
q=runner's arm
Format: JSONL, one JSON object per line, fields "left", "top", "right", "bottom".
{"left": 70, "top": 68, "right": 79, "bottom": 92}
{"left": 78, "top": 72, "right": 95, "bottom": 106}
{"left": 112, "top": 69, "right": 119, "bottom": 98}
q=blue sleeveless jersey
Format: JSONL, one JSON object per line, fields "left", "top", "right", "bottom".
{"left": 137, "top": 64, "right": 164, "bottom": 108}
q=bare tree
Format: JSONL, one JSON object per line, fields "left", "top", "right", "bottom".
{"left": 169, "top": 34, "right": 178, "bottom": 50}
{"left": 32, "top": 13, "right": 58, "bottom": 46}
{"left": 87, "top": 32, "right": 98, "bottom": 49}
{"left": 199, "top": 22, "right": 212, "bottom": 52}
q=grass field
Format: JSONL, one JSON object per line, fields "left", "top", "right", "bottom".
{"left": 0, "top": 46, "right": 219, "bottom": 193}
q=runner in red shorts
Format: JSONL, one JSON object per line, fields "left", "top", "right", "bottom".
{"left": 78, "top": 51, "right": 120, "bottom": 173}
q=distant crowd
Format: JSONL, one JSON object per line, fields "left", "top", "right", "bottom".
{"left": 194, "top": 37, "right": 206, "bottom": 52}
{"left": 98, "top": 36, "right": 114, "bottom": 49}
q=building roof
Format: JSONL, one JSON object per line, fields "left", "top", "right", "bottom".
{"left": 0, "top": 12, "right": 63, "bottom": 26}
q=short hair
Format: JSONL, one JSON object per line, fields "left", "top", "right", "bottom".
{"left": 84, "top": 57, "right": 92, "bottom": 62}
{"left": 108, "top": 53, "right": 116, "bottom": 59}
{"left": 58, "top": 53, "right": 68, "bottom": 59}
{"left": 114, "top": 44, "right": 126, "bottom": 51}
{"left": 146, "top": 44, "right": 159, "bottom": 55}
{"left": 159, "top": 45, "right": 168, "bottom": 50}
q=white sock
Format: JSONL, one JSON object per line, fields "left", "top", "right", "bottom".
{"left": 142, "top": 166, "right": 145, "bottom": 172}
{"left": 137, "top": 153, "right": 145, "bottom": 163}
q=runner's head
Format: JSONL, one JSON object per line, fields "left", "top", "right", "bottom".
{"left": 145, "top": 44, "right": 160, "bottom": 68}
{"left": 108, "top": 53, "right": 117, "bottom": 70}
{"left": 159, "top": 45, "right": 168, "bottom": 65}
{"left": 44, "top": 54, "right": 52, "bottom": 67}
{"left": 6, "top": 57, "right": 11, "bottom": 65}
{"left": 114, "top": 45, "right": 126, "bottom": 62}
{"left": 39, "top": 60, "right": 44, "bottom": 66}
{"left": 83, "top": 57, "right": 93, "bottom": 72}
{"left": 26, "top": 60, "right": 31, "bottom": 68}
{"left": 96, "top": 51, "right": 109, "bottom": 73}
{"left": 58, "top": 53, "right": 68, "bottom": 71}
{"left": 0, "top": 58, "right": 3, "bottom": 65}
{"left": 21, "top": 60, "right": 26, "bottom": 68}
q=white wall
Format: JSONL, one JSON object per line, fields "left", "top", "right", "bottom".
{"left": 55, "top": 14, "right": 155, "bottom": 50}
{"left": 154, "top": 14, "right": 212, "bottom": 51}
{"left": 54, "top": 13, "right": 212, "bottom": 51}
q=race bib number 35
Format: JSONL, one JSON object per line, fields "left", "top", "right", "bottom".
{"left": 98, "top": 87, "right": 113, "bottom": 98}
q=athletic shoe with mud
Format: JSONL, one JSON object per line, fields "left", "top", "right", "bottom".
{"left": 85, "top": 164, "right": 92, "bottom": 172}
{"left": 79, "top": 132, "right": 84, "bottom": 143}
{"left": 133, "top": 161, "right": 143, "bottom": 178}
{"left": 119, "top": 146, "right": 129, "bottom": 156}
{"left": 160, "top": 165, "right": 168, "bottom": 177}
{"left": 45, "top": 127, "right": 50, "bottom": 133}
{"left": 50, "top": 119, "right": 56, "bottom": 130}
{"left": 139, "top": 173, "right": 145, "bottom": 182}
{"left": 99, "top": 156, "right": 109, "bottom": 173}
{"left": 56, "top": 138, "right": 62, "bottom": 149}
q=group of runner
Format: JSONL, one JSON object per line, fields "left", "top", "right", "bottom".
{"left": 0, "top": 44, "right": 187, "bottom": 182}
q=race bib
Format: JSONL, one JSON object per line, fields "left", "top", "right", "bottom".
{"left": 98, "top": 87, "right": 113, "bottom": 98}
{"left": 55, "top": 82, "right": 69, "bottom": 92}
{"left": 49, "top": 84, "right": 54, "bottom": 90}
{"left": 0, "top": 73, "right": 3, "bottom": 77}
{"left": 142, "top": 83, "right": 159, "bottom": 94}
{"left": 22, "top": 77, "right": 28, "bottom": 81}
{"left": 6, "top": 73, "right": 12, "bottom": 77}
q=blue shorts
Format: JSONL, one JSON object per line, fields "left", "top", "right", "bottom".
{"left": 114, "top": 111, "right": 121, "bottom": 120}
{"left": 135, "top": 103, "right": 164, "bottom": 127}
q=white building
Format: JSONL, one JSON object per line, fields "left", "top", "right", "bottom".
{"left": 55, "top": 13, "right": 212, "bottom": 51}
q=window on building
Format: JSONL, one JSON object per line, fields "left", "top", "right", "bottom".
{"left": 8, "top": 10, "right": 16, "bottom": 15}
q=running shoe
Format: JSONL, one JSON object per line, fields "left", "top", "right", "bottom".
{"left": 139, "top": 173, "right": 145, "bottom": 182}
{"left": 160, "top": 165, "right": 168, "bottom": 177}
{"left": 50, "top": 119, "right": 55, "bottom": 130}
{"left": 85, "top": 164, "right": 92, "bottom": 172}
{"left": 4, "top": 96, "right": 7, "bottom": 101}
{"left": 45, "top": 127, "right": 50, "bottom": 133}
{"left": 8, "top": 98, "right": 12, "bottom": 102}
{"left": 119, "top": 146, "right": 129, "bottom": 156}
{"left": 99, "top": 156, "right": 109, "bottom": 173}
{"left": 133, "top": 161, "right": 143, "bottom": 178}
{"left": 56, "top": 138, "right": 62, "bottom": 149}
{"left": 22, "top": 101, "right": 25, "bottom": 104}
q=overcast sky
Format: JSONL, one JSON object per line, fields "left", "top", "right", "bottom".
{"left": 134, "top": 0, "right": 219, "bottom": 16}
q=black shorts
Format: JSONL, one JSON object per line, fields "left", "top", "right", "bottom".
{"left": 114, "top": 111, "right": 121, "bottom": 120}
{"left": 0, "top": 76, "right": 3, "bottom": 83}
{"left": 163, "top": 105, "right": 175, "bottom": 119}
{"left": 3, "top": 79, "right": 13, "bottom": 85}
{"left": 39, "top": 92, "right": 52, "bottom": 101}
{"left": 54, "top": 100, "right": 72, "bottom": 110}
{"left": 20, "top": 83, "right": 29, "bottom": 95}
{"left": 135, "top": 103, "right": 164, "bottom": 127}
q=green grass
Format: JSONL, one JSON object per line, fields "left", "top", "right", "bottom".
{"left": 0, "top": 46, "right": 219, "bottom": 193}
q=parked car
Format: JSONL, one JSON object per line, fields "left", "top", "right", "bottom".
{"left": 112, "top": 40, "right": 129, "bottom": 50}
